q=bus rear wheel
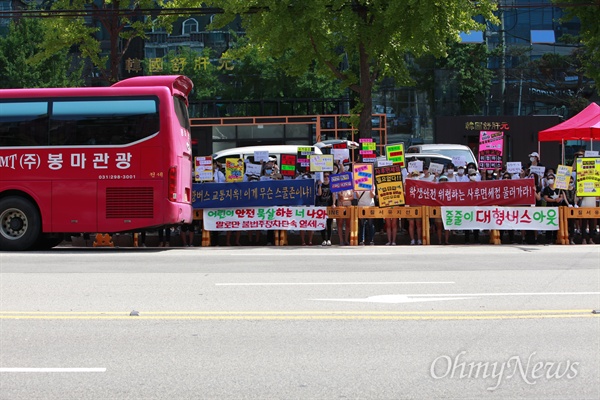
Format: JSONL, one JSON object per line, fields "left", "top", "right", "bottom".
{"left": 0, "top": 196, "right": 41, "bottom": 251}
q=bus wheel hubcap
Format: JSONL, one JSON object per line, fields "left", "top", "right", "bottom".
{"left": 1, "top": 209, "right": 27, "bottom": 239}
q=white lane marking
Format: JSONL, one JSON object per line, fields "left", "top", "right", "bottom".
{"left": 314, "top": 292, "right": 600, "bottom": 304}
{"left": 0, "top": 368, "right": 106, "bottom": 373}
{"left": 216, "top": 281, "right": 455, "bottom": 286}
{"left": 313, "top": 295, "right": 476, "bottom": 304}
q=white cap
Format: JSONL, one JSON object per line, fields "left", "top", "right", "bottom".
{"left": 529, "top": 152, "right": 540, "bottom": 158}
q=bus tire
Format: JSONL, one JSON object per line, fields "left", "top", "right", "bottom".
{"left": 33, "top": 234, "right": 64, "bottom": 250}
{"left": 0, "top": 196, "right": 41, "bottom": 251}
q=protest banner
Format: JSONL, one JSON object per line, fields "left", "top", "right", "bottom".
{"left": 478, "top": 131, "right": 504, "bottom": 171}
{"left": 576, "top": 157, "right": 600, "bottom": 196}
{"left": 203, "top": 206, "right": 327, "bottom": 231}
{"left": 385, "top": 143, "right": 405, "bottom": 166}
{"left": 194, "top": 156, "right": 213, "bottom": 182}
{"left": 441, "top": 206, "right": 559, "bottom": 230}
{"left": 254, "top": 151, "right": 269, "bottom": 162}
{"left": 404, "top": 179, "right": 536, "bottom": 206}
{"left": 374, "top": 164, "right": 405, "bottom": 207}
{"left": 280, "top": 154, "right": 297, "bottom": 177}
{"left": 330, "top": 172, "right": 353, "bottom": 193}
{"left": 297, "top": 147, "right": 315, "bottom": 171}
{"left": 506, "top": 162, "right": 522, "bottom": 174}
{"left": 352, "top": 163, "right": 374, "bottom": 191}
{"left": 193, "top": 180, "right": 315, "bottom": 208}
{"left": 225, "top": 158, "right": 244, "bottom": 182}
{"left": 310, "top": 154, "right": 334, "bottom": 172}
{"left": 555, "top": 164, "right": 572, "bottom": 190}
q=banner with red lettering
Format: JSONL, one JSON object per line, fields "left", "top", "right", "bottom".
{"left": 441, "top": 206, "right": 559, "bottom": 230}
{"left": 404, "top": 179, "right": 536, "bottom": 206}
{"left": 203, "top": 206, "right": 327, "bottom": 231}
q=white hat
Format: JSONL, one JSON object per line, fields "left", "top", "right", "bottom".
{"left": 529, "top": 152, "right": 540, "bottom": 158}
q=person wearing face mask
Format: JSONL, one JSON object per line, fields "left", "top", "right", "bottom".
{"left": 466, "top": 162, "right": 481, "bottom": 181}
{"left": 527, "top": 152, "right": 543, "bottom": 168}
{"left": 455, "top": 165, "right": 469, "bottom": 182}
{"left": 259, "top": 160, "right": 275, "bottom": 181}
{"left": 542, "top": 173, "right": 565, "bottom": 245}
{"left": 464, "top": 171, "right": 480, "bottom": 244}
{"left": 483, "top": 169, "right": 493, "bottom": 180}
{"left": 445, "top": 163, "right": 457, "bottom": 182}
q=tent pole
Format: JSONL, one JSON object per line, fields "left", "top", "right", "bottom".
{"left": 561, "top": 139, "right": 565, "bottom": 164}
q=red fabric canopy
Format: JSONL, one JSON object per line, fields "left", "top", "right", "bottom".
{"left": 538, "top": 102, "right": 600, "bottom": 142}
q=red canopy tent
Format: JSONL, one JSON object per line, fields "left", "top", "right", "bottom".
{"left": 538, "top": 102, "right": 600, "bottom": 148}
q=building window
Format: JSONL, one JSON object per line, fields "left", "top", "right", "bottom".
{"left": 182, "top": 18, "right": 199, "bottom": 35}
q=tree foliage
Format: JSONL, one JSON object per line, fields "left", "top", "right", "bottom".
{"left": 221, "top": 42, "right": 346, "bottom": 101}
{"left": 556, "top": 0, "right": 600, "bottom": 87}
{"left": 445, "top": 44, "right": 494, "bottom": 115}
{"left": 34, "top": 0, "right": 162, "bottom": 83}
{"left": 176, "top": 0, "right": 498, "bottom": 138}
{"left": 0, "top": 18, "right": 82, "bottom": 88}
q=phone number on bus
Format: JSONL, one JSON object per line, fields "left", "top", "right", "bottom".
{"left": 98, "top": 174, "right": 136, "bottom": 180}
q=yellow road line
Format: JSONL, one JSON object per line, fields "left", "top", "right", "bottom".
{"left": 0, "top": 309, "right": 591, "bottom": 315}
{"left": 0, "top": 310, "right": 597, "bottom": 320}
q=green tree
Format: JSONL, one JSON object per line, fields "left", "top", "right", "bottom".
{"left": 557, "top": 0, "right": 600, "bottom": 87}
{"left": 0, "top": 18, "right": 82, "bottom": 88}
{"left": 445, "top": 43, "right": 494, "bottom": 115}
{"left": 221, "top": 43, "right": 346, "bottom": 103}
{"left": 33, "top": 0, "right": 162, "bottom": 83}
{"left": 176, "top": 0, "right": 497, "bottom": 138}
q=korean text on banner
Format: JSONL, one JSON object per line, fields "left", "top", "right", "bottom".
{"left": 441, "top": 206, "right": 559, "bottom": 230}
{"left": 375, "top": 164, "right": 405, "bottom": 207}
{"left": 193, "top": 180, "right": 315, "bottom": 208}
{"left": 576, "top": 157, "right": 600, "bottom": 197}
{"left": 352, "top": 163, "right": 374, "bottom": 191}
{"left": 203, "top": 206, "right": 328, "bottom": 231}
{"left": 404, "top": 179, "right": 536, "bottom": 206}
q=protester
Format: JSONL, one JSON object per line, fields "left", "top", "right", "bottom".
{"left": 434, "top": 175, "right": 451, "bottom": 245}
{"left": 158, "top": 227, "right": 171, "bottom": 247}
{"left": 357, "top": 184, "right": 376, "bottom": 246}
{"left": 455, "top": 165, "right": 469, "bottom": 182}
{"left": 316, "top": 172, "right": 334, "bottom": 246}
{"left": 542, "top": 173, "right": 565, "bottom": 245}
{"left": 445, "top": 163, "right": 457, "bottom": 182}
{"left": 527, "top": 151, "right": 543, "bottom": 168}
{"left": 180, "top": 223, "right": 195, "bottom": 247}
{"left": 335, "top": 187, "right": 355, "bottom": 246}
{"left": 405, "top": 171, "right": 421, "bottom": 245}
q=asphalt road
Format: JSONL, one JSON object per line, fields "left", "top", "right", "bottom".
{"left": 0, "top": 245, "right": 599, "bottom": 399}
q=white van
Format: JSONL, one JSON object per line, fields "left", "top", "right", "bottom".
{"left": 406, "top": 144, "right": 477, "bottom": 168}
{"left": 212, "top": 145, "right": 323, "bottom": 167}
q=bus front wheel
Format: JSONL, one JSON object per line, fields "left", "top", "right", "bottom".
{"left": 0, "top": 196, "right": 41, "bottom": 251}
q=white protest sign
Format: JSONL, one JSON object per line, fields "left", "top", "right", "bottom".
{"left": 529, "top": 166, "right": 545, "bottom": 176}
{"left": 506, "top": 162, "right": 522, "bottom": 174}
{"left": 245, "top": 163, "right": 262, "bottom": 177}
{"left": 584, "top": 151, "right": 599, "bottom": 157}
{"left": 428, "top": 162, "right": 444, "bottom": 175}
{"left": 332, "top": 148, "right": 349, "bottom": 161}
{"left": 254, "top": 151, "right": 269, "bottom": 162}
{"left": 452, "top": 156, "right": 466, "bottom": 167}
{"left": 408, "top": 160, "right": 424, "bottom": 173}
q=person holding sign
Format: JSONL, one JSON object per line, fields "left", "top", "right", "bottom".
{"left": 335, "top": 188, "right": 355, "bottom": 246}
{"left": 317, "top": 173, "right": 334, "bottom": 246}
{"left": 542, "top": 173, "right": 565, "bottom": 245}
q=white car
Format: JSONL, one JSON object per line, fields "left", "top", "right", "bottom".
{"left": 406, "top": 143, "right": 477, "bottom": 168}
